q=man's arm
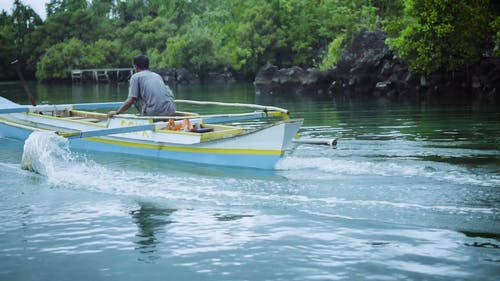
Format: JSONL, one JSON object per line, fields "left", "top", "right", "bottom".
{"left": 108, "top": 97, "right": 136, "bottom": 117}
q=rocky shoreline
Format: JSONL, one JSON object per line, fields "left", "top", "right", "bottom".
{"left": 253, "top": 30, "right": 499, "bottom": 103}
{"left": 154, "top": 30, "right": 498, "bottom": 103}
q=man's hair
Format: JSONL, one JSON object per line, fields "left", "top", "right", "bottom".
{"left": 133, "top": 55, "right": 149, "bottom": 70}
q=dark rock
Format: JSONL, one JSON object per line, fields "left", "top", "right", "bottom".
{"left": 253, "top": 29, "right": 499, "bottom": 103}
{"left": 375, "top": 81, "right": 392, "bottom": 89}
{"left": 254, "top": 63, "right": 335, "bottom": 95}
{"left": 176, "top": 68, "right": 198, "bottom": 84}
{"left": 205, "top": 72, "right": 236, "bottom": 83}
{"left": 154, "top": 67, "right": 177, "bottom": 83}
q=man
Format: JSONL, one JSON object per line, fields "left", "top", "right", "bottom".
{"left": 108, "top": 55, "right": 176, "bottom": 117}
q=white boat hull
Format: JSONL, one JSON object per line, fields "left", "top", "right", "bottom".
{"left": 0, "top": 97, "right": 302, "bottom": 169}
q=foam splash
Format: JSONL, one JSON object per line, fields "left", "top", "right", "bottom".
{"left": 21, "top": 131, "right": 130, "bottom": 189}
{"left": 19, "top": 131, "right": 235, "bottom": 204}
{"left": 21, "top": 131, "right": 120, "bottom": 189}
{"left": 21, "top": 131, "right": 75, "bottom": 175}
{"left": 276, "top": 156, "right": 499, "bottom": 187}
{"left": 276, "top": 156, "right": 411, "bottom": 176}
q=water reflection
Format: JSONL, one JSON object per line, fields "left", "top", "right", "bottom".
{"left": 130, "top": 202, "right": 177, "bottom": 262}
{"left": 461, "top": 231, "right": 500, "bottom": 251}
{"left": 213, "top": 213, "right": 254, "bottom": 221}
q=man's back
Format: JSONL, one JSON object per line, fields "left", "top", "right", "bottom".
{"left": 129, "top": 70, "right": 176, "bottom": 116}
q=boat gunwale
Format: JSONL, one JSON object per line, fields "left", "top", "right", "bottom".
{"left": 2, "top": 110, "right": 303, "bottom": 146}
{"left": 8, "top": 111, "right": 246, "bottom": 141}
{"left": 1, "top": 97, "right": 302, "bottom": 145}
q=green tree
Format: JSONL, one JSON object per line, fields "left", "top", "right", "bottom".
{"left": 164, "top": 31, "right": 217, "bottom": 77}
{"left": 12, "top": 0, "right": 42, "bottom": 48}
{"left": 386, "top": 0, "right": 495, "bottom": 74}
{"left": 36, "top": 37, "right": 91, "bottom": 80}
{"left": 26, "top": 0, "right": 119, "bottom": 75}
{"left": 372, "top": 0, "right": 404, "bottom": 21}
{"left": 8, "top": 0, "right": 496, "bottom": 82}
{"left": 86, "top": 39, "right": 129, "bottom": 68}
{"left": 0, "top": 11, "right": 17, "bottom": 79}
{"left": 318, "top": 34, "right": 345, "bottom": 71}
{"left": 119, "top": 16, "right": 174, "bottom": 54}
{"left": 46, "top": 0, "right": 88, "bottom": 17}
{"left": 214, "top": 1, "right": 286, "bottom": 75}
{"left": 314, "top": 0, "right": 380, "bottom": 69}
{"left": 1, "top": 0, "right": 43, "bottom": 78}
{"left": 492, "top": 16, "right": 500, "bottom": 56}
{"left": 3, "top": 0, "right": 399, "bottom": 81}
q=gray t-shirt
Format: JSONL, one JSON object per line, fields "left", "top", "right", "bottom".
{"left": 128, "top": 70, "right": 176, "bottom": 116}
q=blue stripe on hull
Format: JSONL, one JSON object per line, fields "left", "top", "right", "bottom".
{"left": 69, "top": 138, "right": 281, "bottom": 169}
{"left": 0, "top": 123, "right": 33, "bottom": 140}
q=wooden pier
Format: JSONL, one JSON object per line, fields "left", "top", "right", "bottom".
{"left": 71, "top": 68, "right": 134, "bottom": 83}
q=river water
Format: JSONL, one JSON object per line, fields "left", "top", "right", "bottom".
{"left": 0, "top": 82, "right": 499, "bottom": 281}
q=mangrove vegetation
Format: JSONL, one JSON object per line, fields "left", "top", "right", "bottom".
{"left": 0, "top": 0, "right": 498, "bottom": 83}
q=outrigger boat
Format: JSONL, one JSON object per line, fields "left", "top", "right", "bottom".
{"left": 0, "top": 96, "right": 304, "bottom": 169}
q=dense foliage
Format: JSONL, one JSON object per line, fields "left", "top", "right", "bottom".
{"left": 386, "top": 0, "right": 497, "bottom": 74}
{"left": 0, "top": 0, "right": 498, "bottom": 81}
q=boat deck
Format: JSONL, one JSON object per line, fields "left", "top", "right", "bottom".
{"left": 23, "top": 108, "right": 248, "bottom": 142}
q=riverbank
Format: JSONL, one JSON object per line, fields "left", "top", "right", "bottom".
{"left": 254, "top": 30, "right": 499, "bottom": 104}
